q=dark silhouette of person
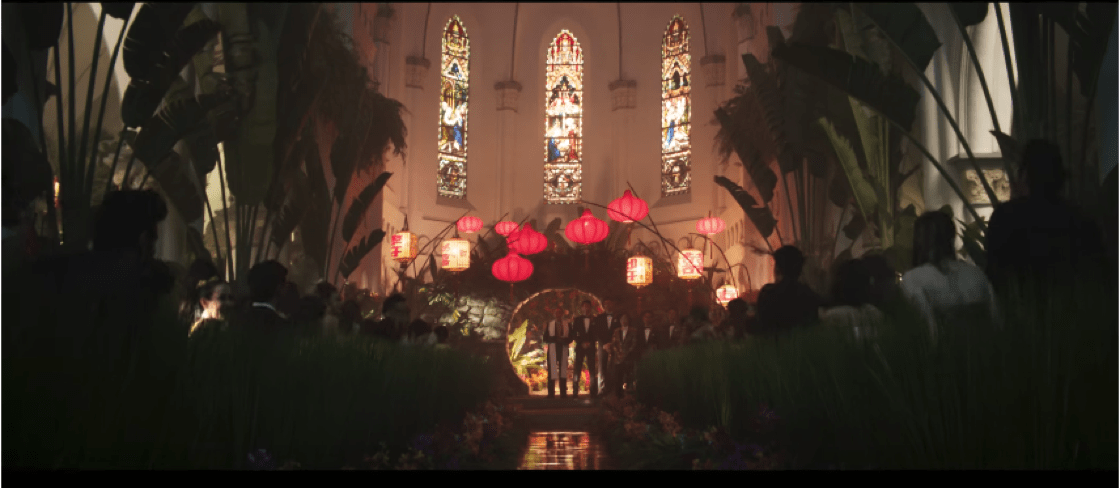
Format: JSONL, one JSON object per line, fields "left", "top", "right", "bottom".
{"left": 189, "top": 277, "right": 235, "bottom": 336}
{"left": 637, "top": 311, "right": 661, "bottom": 357}
{"left": 820, "top": 258, "right": 885, "bottom": 340}
{"left": 362, "top": 293, "right": 409, "bottom": 342}
{"left": 986, "top": 139, "right": 1106, "bottom": 292}
{"left": 901, "top": 211, "right": 999, "bottom": 341}
{"left": 338, "top": 300, "right": 362, "bottom": 336}
{"left": 754, "top": 246, "right": 824, "bottom": 335}
{"left": 571, "top": 300, "right": 601, "bottom": 398}
{"left": 240, "top": 260, "right": 290, "bottom": 331}
{"left": 861, "top": 253, "right": 901, "bottom": 311}
{"left": 722, "top": 298, "right": 749, "bottom": 340}
{"left": 594, "top": 298, "right": 620, "bottom": 394}
{"left": 275, "top": 282, "right": 301, "bottom": 320}
{"left": 608, "top": 313, "right": 639, "bottom": 396}
{"left": 181, "top": 258, "right": 221, "bottom": 323}
{"left": 292, "top": 295, "right": 327, "bottom": 333}
{"left": 407, "top": 319, "right": 433, "bottom": 346}
{"left": 662, "top": 308, "right": 688, "bottom": 348}
{"left": 434, "top": 325, "right": 451, "bottom": 349}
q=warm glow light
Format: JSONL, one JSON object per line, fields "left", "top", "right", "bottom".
{"left": 53, "top": 177, "right": 60, "bottom": 208}
{"left": 626, "top": 255, "right": 653, "bottom": 288}
{"left": 608, "top": 190, "right": 649, "bottom": 223}
{"left": 677, "top": 249, "right": 703, "bottom": 280}
{"left": 390, "top": 231, "right": 418, "bottom": 263}
{"left": 492, "top": 252, "right": 534, "bottom": 283}
{"left": 716, "top": 284, "right": 738, "bottom": 306}
{"left": 441, "top": 237, "right": 470, "bottom": 272}
{"left": 564, "top": 209, "right": 609, "bottom": 245}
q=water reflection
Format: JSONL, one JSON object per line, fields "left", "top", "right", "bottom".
{"left": 518, "top": 431, "right": 611, "bottom": 470}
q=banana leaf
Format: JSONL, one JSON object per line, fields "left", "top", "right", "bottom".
{"left": 131, "top": 94, "right": 226, "bottom": 170}
{"left": 300, "top": 137, "right": 332, "bottom": 272}
{"left": 336, "top": 172, "right": 394, "bottom": 242}
{"left": 337, "top": 228, "right": 386, "bottom": 281}
{"left": 714, "top": 98, "right": 779, "bottom": 204}
{"left": 102, "top": 3, "right": 135, "bottom": 21}
{"left": 330, "top": 132, "right": 358, "bottom": 204}
{"left": 741, "top": 53, "right": 797, "bottom": 173}
{"left": 185, "top": 225, "right": 211, "bottom": 263}
{"left": 148, "top": 151, "right": 204, "bottom": 223}
{"left": 714, "top": 176, "right": 777, "bottom": 239}
{"left": 950, "top": 3, "right": 989, "bottom": 28}
{"left": 2, "top": 119, "right": 55, "bottom": 214}
{"left": 122, "top": 12, "right": 221, "bottom": 127}
{"left": 224, "top": 20, "right": 277, "bottom": 207}
{"left": 359, "top": 90, "right": 408, "bottom": 172}
{"left": 851, "top": 3, "right": 942, "bottom": 73}
{"left": 16, "top": 3, "right": 64, "bottom": 50}
{"left": 269, "top": 180, "right": 309, "bottom": 248}
{"left": 990, "top": 131, "right": 1021, "bottom": 171}
{"left": 842, "top": 209, "right": 866, "bottom": 241}
{"left": 818, "top": 117, "right": 878, "bottom": 224}
{"left": 771, "top": 42, "right": 921, "bottom": 131}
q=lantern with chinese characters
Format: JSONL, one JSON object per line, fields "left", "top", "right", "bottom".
{"left": 508, "top": 222, "right": 548, "bottom": 255}
{"left": 716, "top": 284, "right": 739, "bottom": 306}
{"left": 441, "top": 237, "right": 471, "bottom": 272}
{"left": 495, "top": 221, "right": 519, "bottom": 237}
{"left": 390, "top": 231, "right": 418, "bottom": 263}
{"left": 608, "top": 189, "right": 649, "bottom": 223}
{"left": 626, "top": 255, "right": 653, "bottom": 288}
{"left": 492, "top": 252, "right": 533, "bottom": 283}
{"left": 457, "top": 216, "right": 483, "bottom": 234}
{"left": 565, "top": 209, "right": 609, "bottom": 245}
{"left": 677, "top": 248, "right": 703, "bottom": 280}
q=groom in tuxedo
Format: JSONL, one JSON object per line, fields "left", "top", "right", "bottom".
{"left": 544, "top": 308, "right": 572, "bottom": 398}
{"left": 571, "top": 300, "right": 601, "bottom": 398}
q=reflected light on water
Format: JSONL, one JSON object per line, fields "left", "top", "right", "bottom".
{"left": 518, "top": 431, "right": 611, "bottom": 470}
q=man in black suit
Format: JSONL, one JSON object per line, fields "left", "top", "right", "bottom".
{"left": 594, "top": 298, "right": 620, "bottom": 393}
{"left": 241, "top": 260, "right": 290, "bottom": 331}
{"left": 570, "top": 300, "right": 600, "bottom": 398}
{"left": 637, "top": 310, "right": 660, "bottom": 359}
{"left": 662, "top": 308, "right": 688, "bottom": 348}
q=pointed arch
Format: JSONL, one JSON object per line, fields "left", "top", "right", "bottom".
{"left": 437, "top": 16, "right": 470, "bottom": 198}
{"left": 543, "top": 30, "right": 584, "bottom": 204}
{"left": 661, "top": 15, "right": 692, "bottom": 196}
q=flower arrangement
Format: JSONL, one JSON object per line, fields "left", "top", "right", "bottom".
{"left": 600, "top": 395, "right": 788, "bottom": 470}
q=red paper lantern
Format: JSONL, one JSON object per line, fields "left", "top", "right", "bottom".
{"left": 564, "top": 210, "right": 609, "bottom": 245}
{"left": 495, "top": 221, "right": 519, "bottom": 236}
{"left": 607, "top": 189, "right": 649, "bottom": 223}
{"left": 492, "top": 252, "right": 534, "bottom": 283}
{"left": 507, "top": 222, "right": 548, "bottom": 255}
{"left": 457, "top": 215, "right": 483, "bottom": 234}
{"left": 697, "top": 215, "right": 726, "bottom": 235}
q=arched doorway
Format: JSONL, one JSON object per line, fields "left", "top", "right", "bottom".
{"left": 505, "top": 288, "right": 603, "bottom": 395}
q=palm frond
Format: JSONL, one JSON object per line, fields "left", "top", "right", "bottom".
{"left": 337, "top": 228, "right": 386, "bottom": 281}
{"left": 269, "top": 180, "right": 310, "bottom": 248}
{"left": 714, "top": 176, "right": 777, "bottom": 239}
{"left": 341, "top": 171, "right": 392, "bottom": 243}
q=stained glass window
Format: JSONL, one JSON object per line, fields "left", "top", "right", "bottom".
{"left": 661, "top": 16, "right": 692, "bottom": 196}
{"left": 438, "top": 17, "right": 469, "bottom": 198}
{"left": 543, "top": 31, "right": 584, "bottom": 204}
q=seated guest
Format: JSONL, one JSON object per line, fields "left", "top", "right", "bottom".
{"left": 901, "top": 211, "right": 1000, "bottom": 341}
{"left": 754, "top": 246, "right": 824, "bottom": 336}
{"left": 241, "top": 260, "right": 290, "bottom": 330}
{"left": 434, "top": 325, "right": 451, "bottom": 349}
{"left": 190, "top": 277, "right": 235, "bottom": 336}
{"left": 820, "top": 258, "right": 884, "bottom": 341}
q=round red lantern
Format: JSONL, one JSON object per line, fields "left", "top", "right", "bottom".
{"left": 607, "top": 189, "right": 649, "bottom": 223}
{"left": 564, "top": 209, "right": 609, "bottom": 245}
{"left": 457, "top": 215, "right": 483, "bottom": 234}
{"left": 495, "top": 221, "right": 519, "bottom": 236}
{"left": 507, "top": 222, "right": 548, "bottom": 255}
{"left": 492, "top": 252, "right": 534, "bottom": 283}
{"left": 697, "top": 215, "right": 726, "bottom": 235}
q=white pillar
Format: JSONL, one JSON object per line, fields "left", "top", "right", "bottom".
{"left": 609, "top": 80, "right": 637, "bottom": 197}
{"left": 495, "top": 80, "right": 522, "bottom": 219}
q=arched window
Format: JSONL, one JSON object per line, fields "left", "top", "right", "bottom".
{"left": 661, "top": 16, "right": 691, "bottom": 196}
{"left": 543, "top": 30, "right": 584, "bottom": 204}
{"left": 438, "top": 17, "right": 469, "bottom": 198}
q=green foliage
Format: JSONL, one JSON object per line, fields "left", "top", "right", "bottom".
{"left": 636, "top": 277, "right": 1117, "bottom": 468}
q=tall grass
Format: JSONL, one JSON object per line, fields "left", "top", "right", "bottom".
{"left": 636, "top": 277, "right": 1117, "bottom": 469}
{"left": 4, "top": 263, "right": 494, "bottom": 469}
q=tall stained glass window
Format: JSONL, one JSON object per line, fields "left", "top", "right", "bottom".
{"left": 661, "top": 16, "right": 691, "bottom": 196}
{"left": 438, "top": 17, "right": 469, "bottom": 198}
{"left": 543, "top": 31, "right": 584, "bottom": 204}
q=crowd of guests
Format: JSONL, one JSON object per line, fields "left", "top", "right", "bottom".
{"left": 182, "top": 259, "right": 450, "bottom": 349}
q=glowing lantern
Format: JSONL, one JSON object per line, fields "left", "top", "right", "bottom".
{"left": 492, "top": 252, "right": 534, "bottom": 283}
{"left": 677, "top": 248, "right": 703, "bottom": 280}
{"left": 495, "top": 221, "right": 519, "bottom": 236}
{"left": 608, "top": 189, "right": 649, "bottom": 223}
{"left": 53, "top": 177, "right": 60, "bottom": 208}
{"left": 626, "top": 255, "right": 653, "bottom": 288}
{"left": 716, "top": 284, "right": 739, "bottom": 306}
{"left": 564, "top": 209, "right": 609, "bottom": 245}
{"left": 390, "top": 231, "right": 418, "bottom": 263}
{"left": 441, "top": 237, "right": 471, "bottom": 272}
{"left": 457, "top": 216, "right": 483, "bottom": 234}
{"left": 508, "top": 222, "right": 547, "bottom": 255}
{"left": 697, "top": 215, "right": 726, "bottom": 235}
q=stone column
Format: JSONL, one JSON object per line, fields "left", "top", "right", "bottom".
{"left": 371, "top": 9, "right": 394, "bottom": 95}
{"left": 609, "top": 80, "right": 637, "bottom": 198}
{"left": 494, "top": 80, "right": 522, "bottom": 218}
{"left": 700, "top": 54, "right": 728, "bottom": 215}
